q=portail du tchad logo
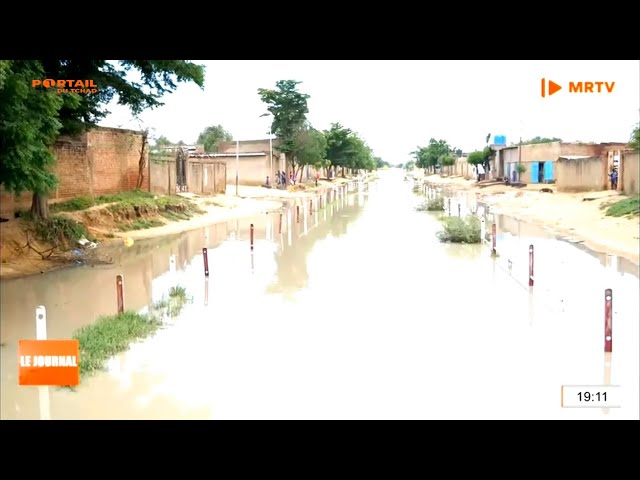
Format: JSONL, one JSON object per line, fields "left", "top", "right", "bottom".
{"left": 32, "top": 79, "right": 98, "bottom": 94}
{"left": 19, "top": 340, "right": 80, "bottom": 386}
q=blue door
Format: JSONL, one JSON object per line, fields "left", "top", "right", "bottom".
{"left": 530, "top": 162, "right": 539, "bottom": 184}
{"left": 543, "top": 161, "right": 554, "bottom": 182}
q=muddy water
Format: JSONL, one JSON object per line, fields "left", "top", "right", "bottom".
{"left": 1, "top": 171, "right": 638, "bottom": 419}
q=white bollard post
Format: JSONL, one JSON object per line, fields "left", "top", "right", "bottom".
{"left": 480, "top": 217, "right": 486, "bottom": 244}
{"left": 36, "top": 306, "right": 51, "bottom": 421}
{"left": 169, "top": 255, "right": 176, "bottom": 274}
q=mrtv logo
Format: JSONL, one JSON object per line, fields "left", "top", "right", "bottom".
{"left": 32, "top": 79, "right": 98, "bottom": 94}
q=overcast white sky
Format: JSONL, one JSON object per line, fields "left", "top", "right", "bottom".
{"left": 100, "top": 60, "right": 640, "bottom": 163}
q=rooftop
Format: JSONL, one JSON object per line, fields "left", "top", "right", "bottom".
{"left": 188, "top": 152, "right": 266, "bottom": 158}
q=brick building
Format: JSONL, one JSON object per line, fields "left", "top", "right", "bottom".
{"left": 0, "top": 126, "right": 148, "bottom": 217}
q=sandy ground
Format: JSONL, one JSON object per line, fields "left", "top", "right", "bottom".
{"left": 423, "top": 174, "right": 640, "bottom": 265}
{"left": 0, "top": 177, "right": 360, "bottom": 280}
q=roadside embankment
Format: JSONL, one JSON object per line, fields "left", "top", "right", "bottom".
{"left": 422, "top": 174, "right": 640, "bottom": 265}
{"left": 0, "top": 175, "right": 368, "bottom": 279}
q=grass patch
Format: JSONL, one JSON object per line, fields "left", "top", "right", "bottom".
{"left": 161, "top": 210, "right": 192, "bottom": 221}
{"left": 73, "top": 311, "right": 163, "bottom": 378}
{"left": 416, "top": 197, "right": 445, "bottom": 211}
{"left": 95, "top": 189, "right": 156, "bottom": 205}
{"left": 71, "top": 284, "right": 192, "bottom": 379}
{"left": 50, "top": 196, "right": 96, "bottom": 213}
{"left": 118, "top": 218, "right": 165, "bottom": 231}
{"left": 33, "top": 215, "right": 94, "bottom": 245}
{"left": 49, "top": 190, "right": 155, "bottom": 213}
{"left": 605, "top": 196, "right": 640, "bottom": 217}
{"left": 436, "top": 216, "right": 481, "bottom": 243}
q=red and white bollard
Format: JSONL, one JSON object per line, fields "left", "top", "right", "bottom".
{"left": 116, "top": 274, "right": 125, "bottom": 314}
{"left": 528, "top": 245, "right": 534, "bottom": 287}
{"left": 604, "top": 288, "right": 613, "bottom": 353}
{"left": 491, "top": 223, "right": 497, "bottom": 256}
{"left": 202, "top": 247, "right": 209, "bottom": 277}
{"left": 250, "top": 224, "right": 254, "bottom": 250}
{"left": 309, "top": 199, "right": 313, "bottom": 214}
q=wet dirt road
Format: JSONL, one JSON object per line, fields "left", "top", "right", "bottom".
{"left": 1, "top": 170, "right": 638, "bottom": 419}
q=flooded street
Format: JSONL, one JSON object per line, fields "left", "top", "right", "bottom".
{"left": 1, "top": 170, "right": 638, "bottom": 420}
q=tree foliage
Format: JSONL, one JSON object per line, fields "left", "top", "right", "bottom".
{"left": 290, "top": 125, "right": 328, "bottom": 178}
{"left": 324, "top": 123, "right": 376, "bottom": 175}
{"left": 412, "top": 138, "right": 451, "bottom": 173}
{"left": 257, "top": 80, "right": 309, "bottom": 159}
{"left": 0, "top": 59, "right": 205, "bottom": 218}
{"left": 197, "top": 124, "right": 232, "bottom": 152}
{"left": 629, "top": 124, "right": 640, "bottom": 151}
{"left": 40, "top": 60, "right": 205, "bottom": 135}
{"left": 0, "top": 60, "right": 65, "bottom": 199}
{"left": 518, "top": 136, "right": 562, "bottom": 145}
{"left": 154, "top": 135, "right": 172, "bottom": 147}
{"left": 374, "top": 157, "right": 390, "bottom": 169}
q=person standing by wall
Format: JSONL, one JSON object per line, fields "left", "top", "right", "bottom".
{"left": 609, "top": 168, "right": 618, "bottom": 190}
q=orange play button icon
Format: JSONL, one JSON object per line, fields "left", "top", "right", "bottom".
{"left": 541, "top": 78, "right": 562, "bottom": 97}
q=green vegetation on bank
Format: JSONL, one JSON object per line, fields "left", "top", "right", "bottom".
{"left": 72, "top": 285, "right": 191, "bottom": 379}
{"left": 416, "top": 197, "right": 445, "bottom": 212}
{"left": 18, "top": 189, "right": 205, "bottom": 240}
{"left": 33, "top": 216, "right": 94, "bottom": 245}
{"left": 605, "top": 196, "right": 640, "bottom": 217}
{"left": 436, "top": 216, "right": 481, "bottom": 243}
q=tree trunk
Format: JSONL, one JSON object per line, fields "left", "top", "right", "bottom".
{"left": 136, "top": 131, "right": 148, "bottom": 189}
{"left": 31, "top": 192, "right": 50, "bottom": 219}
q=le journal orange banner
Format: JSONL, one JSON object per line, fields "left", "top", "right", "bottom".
{"left": 18, "top": 340, "right": 80, "bottom": 386}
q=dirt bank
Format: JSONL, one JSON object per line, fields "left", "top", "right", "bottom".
{"left": 423, "top": 174, "right": 640, "bottom": 265}
{"left": 0, "top": 177, "right": 362, "bottom": 280}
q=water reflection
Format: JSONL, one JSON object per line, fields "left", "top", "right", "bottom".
{"left": 267, "top": 196, "right": 366, "bottom": 299}
{"left": 2, "top": 170, "right": 638, "bottom": 420}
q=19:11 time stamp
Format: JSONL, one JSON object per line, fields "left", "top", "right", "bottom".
{"left": 561, "top": 385, "right": 621, "bottom": 408}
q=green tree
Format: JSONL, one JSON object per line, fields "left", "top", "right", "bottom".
{"left": 466, "top": 146, "right": 492, "bottom": 173}
{"left": 155, "top": 135, "right": 173, "bottom": 147}
{"left": 290, "top": 126, "right": 327, "bottom": 181}
{"left": 324, "top": 123, "right": 356, "bottom": 177}
{"left": 374, "top": 157, "right": 390, "bottom": 169}
{"left": 628, "top": 124, "right": 639, "bottom": 151}
{"left": 0, "top": 61, "right": 66, "bottom": 216}
{"left": 514, "top": 136, "right": 562, "bottom": 146}
{"left": 440, "top": 155, "right": 456, "bottom": 175}
{"left": 413, "top": 138, "right": 451, "bottom": 174}
{"left": 350, "top": 136, "right": 376, "bottom": 173}
{"left": 258, "top": 80, "right": 310, "bottom": 173}
{"left": 197, "top": 124, "right": 232, "bottom": 153}
{"left": 1, "top": 59, "right": 205, "bottom": 218}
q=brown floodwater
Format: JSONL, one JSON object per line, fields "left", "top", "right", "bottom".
{"left": 1, "top": 170, "right": 638, "bottom": 419}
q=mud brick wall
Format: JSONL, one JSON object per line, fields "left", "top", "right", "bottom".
{"left": 0, "top": 126, "right": 149, "bottom": 217}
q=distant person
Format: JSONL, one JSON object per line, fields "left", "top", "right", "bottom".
{"left": 315, "top": 171, "right": 320, "bottom": 187}
{"left": 609, "top": 169, "right": 618, "bottom": 190}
